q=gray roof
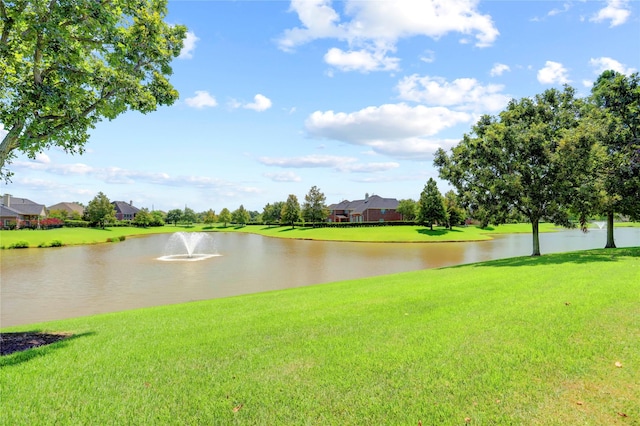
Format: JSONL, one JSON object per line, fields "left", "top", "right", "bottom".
{"left": 0, "top": 205, "right": 22, "bottom": 218}
{"left": 112, "top": 201, "right": 141, "bottom": 215}
{"left": 0, "top": 197, "right": 46, "bottom": 216}
{"left": 328, "top": 195, "right": 398, "bottom": 214}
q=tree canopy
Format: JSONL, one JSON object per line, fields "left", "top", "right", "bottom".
{"left": 85, "top": 191, "right": 115, "bottom": 228}
{"left": 586, "top": 71, "right": 640, "bottom": 247}
{"left": 435, "top": 86, "right": 590, "bottom": 256}
{"left": 302, "top": 185, "right": 328, "bottom": 224}
{"left": 416, "top": 178, "right": 446, "bottom": 231}
{"left": 281, "top": 194, "right": 301, "bottom": 228}
{"left": 0, "top": 0, "right": 186, "bottom": 179}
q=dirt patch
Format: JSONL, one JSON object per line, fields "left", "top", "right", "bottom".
{"left": 0, "top": 332, "right": 72, "bottom": 356}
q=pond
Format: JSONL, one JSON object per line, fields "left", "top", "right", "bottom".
{"left": 1, "top": 227, "right": 638, "bottom": 327}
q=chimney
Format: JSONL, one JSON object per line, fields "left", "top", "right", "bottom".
{"left": 2, "top": 194, "right": 10, "bottom": 207}
{"left": 129, "top": 200, "right": 133, "bottom": 206}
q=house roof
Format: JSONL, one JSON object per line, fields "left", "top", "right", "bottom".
{"left": 0, "top": 196, "right": 46, "bottom": 216}
{"left": 0, "top": 205, "right": 22, "bottom": 218}
{"left": 48, "top": 202, "right": 85, "bottom": 215}
{"left": 328, "top": 195, "right": 399, "bottom": 214}
{"left": 112, "top": 201, "right": 141, "bottom": 215}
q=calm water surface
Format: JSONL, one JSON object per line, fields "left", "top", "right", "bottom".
{"left": 1, "top": 228, "right": 638, "bottom": 327}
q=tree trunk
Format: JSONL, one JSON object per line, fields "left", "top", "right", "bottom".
{"left": 605, "top": 211, "right": 616, "bottom": 249}
{"left": 0, "top": 122, "right": 24, "bottom": 172}
{"left": 531, "top": 220, "right": 541, "bottom": 256}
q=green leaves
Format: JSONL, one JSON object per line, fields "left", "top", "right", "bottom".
{"left": 0, "top": 0, "right": 187, "bottom": 179}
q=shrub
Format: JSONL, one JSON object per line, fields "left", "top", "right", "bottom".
{"left": 9, "top": 241, "right": 29, "bottom": 249}
{"left": 118, "top": 235, "right": 126, "bottom": 241}
{"left": 50, "top": 240, "right": 64, "bottom": 247}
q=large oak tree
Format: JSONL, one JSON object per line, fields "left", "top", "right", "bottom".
{"left": 588, "top": 71, "right": 640, "bottom": 248}
{"left": 435, "top": 87, "right": 591, "bottom": 256}
{"left": 0, "top": 0, "right": 186, "bottom": 178}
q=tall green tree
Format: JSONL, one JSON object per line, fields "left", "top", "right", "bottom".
{"left": 396, "top": 199, "right": 417, "bottom": 222}
{"left": 302, "top": 185, "right": 328, "bottom": 224}
{"left": 232, "top": 205, "right": 250, "bottom": 227}
{"left": 281, "top": 194, "right": 301, "bottom": 228}
{"left": 85, "top": 192, "right": 115, "bottom": 229}
{"left": 435, "top": 86, "right": 589, "bottom": 256}
{"left": 587, "top": 71, "right": 640, "bottom": 248}
{"left": 166, "top": 209, "right": 183, "bottom": 226}
{"left": 416, "top": 178, "right": 446, "bottom": 231}
{"left": 182, "top": 207, "right": 197, "bottom": 225}
{"left": 0, "top": 0, "right": 187, "bottom": 179}
{"left": 218, "top": 208, "right": 231, "bottom": 227}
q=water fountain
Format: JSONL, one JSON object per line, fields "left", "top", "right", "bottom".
{"left": 158, "top": 232, "right": 220, "bottom": 261}
{"left": 592, "top": 221, "right": 606, "bottom": 230}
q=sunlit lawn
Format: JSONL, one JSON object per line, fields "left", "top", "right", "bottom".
{"left": 1, "top": 222, "right": 635, "bottom": 248}
{"left": 1, "top": 247, "right": 638, "bottom": 424}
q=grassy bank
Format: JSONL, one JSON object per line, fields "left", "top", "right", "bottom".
{"left": 2, "top": 247, "right": 638, "bottom": 424}
{"left": 0, "top": 222, "right": 562, "bottom": 248}
{"left": 214, "top": 222, "right": 559, "bottom": 242}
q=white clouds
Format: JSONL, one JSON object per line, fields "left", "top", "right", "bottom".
{"left": 243, "top": 94, "right": 273, "bottom": 112}
{"left": 537, "top": 61, "right": 571, "bottom": 85}
{"left": 263, "top": 171, "right": 302, "bottom": 182}
{"left": 490, "top": 63, "right": 510, "bottom": 77}
{"left": 259, "top": 154, "right": 399, "bottom": 173}
{"left": 259, "top": 154, "right": 358, "bottom": 169}
{"left": 278, "top": 0, "right": 499, "bottom": 72}
{"left": 589, "top": 57, "right": 636, "bottom": 75}
{"left": 304, "top": 103, "right": 470, "bottom": 159}
{"left": 178, "top": 31, "right": 199, "bottom": 59}
{"left": 184, "top": 91, "right": 218, "bottom": 109}
{"left": 590, "top": 0, "right": 631, "bottom": 27}
{"left": 324, "top": 48, "right": 400, "bottom": 73}
{"left": 396, "top": 75, "right": 510, "bottom": 113}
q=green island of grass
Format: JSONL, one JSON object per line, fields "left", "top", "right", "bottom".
{"left": 1, "top": 247, "right": 638, "bottom": 424}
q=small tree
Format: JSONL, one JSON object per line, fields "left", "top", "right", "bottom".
{"left": 232, "top": 205, "right": 250, "bottom": 227}
{"left": 443, "top": 190, "right": 465, "bottom": 229}
{"left": 281, "top": 194, "right": 301, "bottom": 228}
{"left": 133, "top": 208, "right": 152, "bottom": 228}
{"left": 203, "top": 209, "right": 217, "bottom": 226}
{"left": 396, "top": 199, "right": 417, "bottom": 222}
{"left": 166, "top": 209, "right": 183, "bottom": 226}
{"left": 85, "top": 192, "right": 116, "bottom": 229}
{"left": 150, "top": 210, "right": 165, "bottom": 226}
{"left": 302, "top": 185, "right": 329, "bottom": 224}
{"left": 218, "top": 208, "right": 232, "bottom": 227}
{"left": 182, "top": 207, "right": 198, "bottom": 225}
{"left": 417, "top": 178, "right": 446, "bottom": 231}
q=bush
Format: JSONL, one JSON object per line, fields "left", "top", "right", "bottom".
{"left": 50, "top": 240, "right": 64, "bottom": 247}
{"left": 9, "top": 241, "right": 29, "bottom": 249}
{"left": 119, "top": 235, "right": 126, "bottom": 241}
{"left": 65, "top": 220, "right": 90, "bottom": 228}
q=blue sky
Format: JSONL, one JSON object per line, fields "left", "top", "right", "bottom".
{"left": 3, "top": 0, "right": 639, "bottom": 212}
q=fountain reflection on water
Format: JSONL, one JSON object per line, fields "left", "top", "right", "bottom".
{"left": 158, "top": 232, "right": 220, "bottom": 261}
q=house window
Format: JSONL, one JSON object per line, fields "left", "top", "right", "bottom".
{"left": 381, "top": 209, "right": 386, "bottom": 214}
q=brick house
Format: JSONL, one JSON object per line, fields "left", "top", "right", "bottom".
{"left": 112, "top": 201, "right": 141, "bottom": 221}
{"left": 0, "top": 194, "right": 47, "bottom": 228}
{"left": 327, "top": 195, "right": 403, "bottom": 223}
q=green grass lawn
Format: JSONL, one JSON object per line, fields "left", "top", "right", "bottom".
{"left": 2, "top": 222, "right": 636, "bottom": 248}
{"left": 2, "top": 247, "right": 638, "bottom": 425}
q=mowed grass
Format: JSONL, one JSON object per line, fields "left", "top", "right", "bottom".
{"left": 2, "top": 247, "right": 638, "bottom": 425}
{"left": 0, "top": 225, "right": 195, "bottom": 248}
{"left": 211, "top": 222, "right": 559, "bottom": 242}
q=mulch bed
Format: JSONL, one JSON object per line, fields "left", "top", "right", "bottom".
{"left": 0, "top": 332, "right": 72, "bottom": 356}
